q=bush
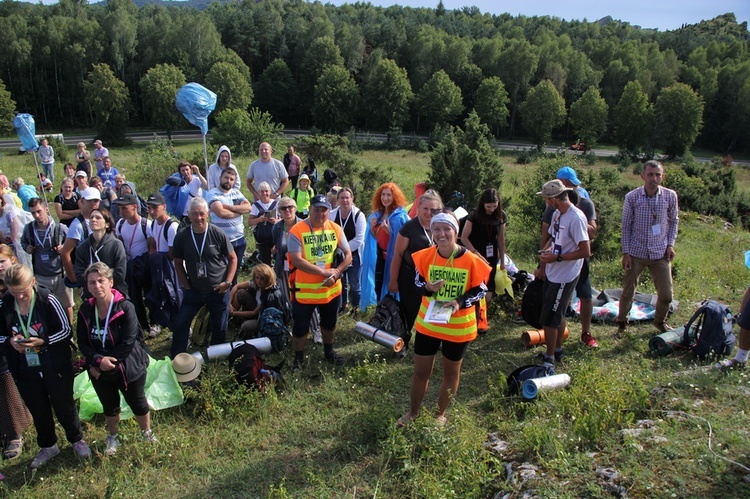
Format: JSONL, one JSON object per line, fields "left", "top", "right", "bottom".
{"left": 212, "top": 108, "right": 284, "bottom": 157}
{"left": 131, "top": 136, "right": 181, "bottom": 194}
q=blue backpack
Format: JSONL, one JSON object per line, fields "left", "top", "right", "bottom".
{"left": 160, "top": 173, "right": 190, "bottom": 218}
{"left": 682, "top": 300, "right": 735, "bottom": 359}
{"left": 257, "top": 307, "right": 290, "bottom": 352}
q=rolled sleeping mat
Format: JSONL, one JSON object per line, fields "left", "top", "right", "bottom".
{"left": 354, "top": 322, "right": 405, "bottom": 352}
{"left": 522, "top": 373, "right": 572, "bottom": 399}
{"left": 190, "top": 351, "right": 205, "bottom": 365}
{"left": 521, "top": 327, "right": 570, "bottom": 348}
{"left": 206, "top": 337, "right": 273, "bottom": 361}
{"left": 648, "top": 325, "right": 696, "bottom": 357}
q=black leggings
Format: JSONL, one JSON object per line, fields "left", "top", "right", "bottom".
{"left": 91, "top": 373, "right": 149, "bottom": 417}
{"left": 374, "top": 251, "right": 386, "bottom": 302}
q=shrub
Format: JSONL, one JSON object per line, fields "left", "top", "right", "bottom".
{"left": 212, "top": 108, "right": 284, "bottom": 157}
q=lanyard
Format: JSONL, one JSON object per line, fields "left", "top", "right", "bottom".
{"left": 422, "top": 223, "right": 433, "bottom": 246}
{"left": 14, "top": 292, "right": 37, "bottom": 339}
{"left": 34, "top": 221, "right": 53, "bottom": 247}
{"left": 94, "top": 298, "right": 115, "bottom": 349}
{"left": 190, "top": 227, "right": 207, "bottom": 262}
{"left": 338, "top": 209, "right": 352, "bottom": 233}
{"left": 431, "top": 246, "right": 457, "bottom": 271}
{"left": 648, "top": 189, "right": 660, "bottom": 221}
{"left": 306, "top": 220, "right": 325, "bottom": 257}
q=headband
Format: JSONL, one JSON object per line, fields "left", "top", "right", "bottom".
{"left": 430, "top": 212, "right": 458, "bottom": 232}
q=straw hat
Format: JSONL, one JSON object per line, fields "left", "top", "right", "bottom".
{"left": 172, "top": 353, "right": 201, "bottom": 382}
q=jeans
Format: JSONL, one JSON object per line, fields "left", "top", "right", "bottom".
{"left": 42, "top": 163, "right": 54, "bottom": 183}
{"left": 341, "top": 251, "right": 361, "bottom": 308}
{"left": 170, "top": 288, "right": 229, "bottom": 358}
{"left": 231, "top": 237, "right": 246, "bottom": 285}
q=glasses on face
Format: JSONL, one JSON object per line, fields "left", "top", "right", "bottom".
{"left": 429, "top": 208, "right": 442, "bottom": 215}
{"left": 279, "top": 206, "right": 295, "bottom": 211}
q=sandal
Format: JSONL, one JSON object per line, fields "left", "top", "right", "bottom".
{"left": 396, "top": 412, "right": 415, "bottom": 427}
{"left": 435, "top": 415, "right": 448, "bottom": 427}
{"left": 3, "top": 438, "right": 23, "bottom": 460}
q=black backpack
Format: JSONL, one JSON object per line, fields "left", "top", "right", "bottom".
{"left": 682, "top": 299, "right": 736, "bottom": 359}
{"left": 252, "top": 200, "right": 278, "bottom": 245}
{"left": 521, "top": 279, "right": 544, "bottom": 329}
{"left": 368, "top": 294, "right": 408, "bottom": 340}
{"left": 506, "top": 364, "right": 552, "bottom": 395}
{"left": 227, "top": 343, "right": 284, "bottom": 392}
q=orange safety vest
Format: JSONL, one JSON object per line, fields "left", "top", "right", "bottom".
{"left": 287, "top": 219, "right": 344, "bottom": 304}
{"left": 412, "top": 246, "right": 491, "bottom": 343}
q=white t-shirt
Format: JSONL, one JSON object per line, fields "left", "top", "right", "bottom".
{"left": 117, "top": 218, "right": 149, "bottom": 259}
{"left": 67, "top": 217, "right": 91, "bottom": 247}
{"left": 147, "top": 218, "right": 178, "bottom": 254}
{"left": 183, "top": 176, "right": 204, "bottom": 216}
{"left": 249, "top": 199, "right": 278, "bottom": 218}
{"left": 545, "top": 205, "right": 589, "bottom": 284}
{"left": 206, "top": 187, "right": 248, "bottom": 243}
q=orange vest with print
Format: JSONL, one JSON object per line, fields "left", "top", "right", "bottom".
{"left": 412, "top": 246, "right": 491, "bottom": 343}
{"left": 287, "top": 219, "right": 344, "bottom": 304}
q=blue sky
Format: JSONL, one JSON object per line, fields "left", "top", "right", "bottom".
{"left": 325, "top": 0, "right": 749, "bottom": 31}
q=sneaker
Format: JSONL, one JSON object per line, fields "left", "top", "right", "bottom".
{"left": 72, "top": 440, "right": 91, "bottom": 459}
{"left": 148, "top": 325, "right": 161, "bottom": 338}
{"left": 615, "top": 321, "right": 628, "bottom": 337}
{"left": 103, "top": 435, "right": 120, "bottom": 457}
{"left": 30, "top": 444, "right": 60, "bottom": 469}
{"left": 654, "top": 322, "right": 673, "bottom": 333}
{"left": 324, "top": 351, "right": 346, "bottom": 365}
{"left": 716, "top": 358, "right": 746, "bottom": 370}
{"left": 581, "top": 332, "right": 599, "bottom": 348}
{"left": 141, "top": 430, "right": 157, "bottom": 443}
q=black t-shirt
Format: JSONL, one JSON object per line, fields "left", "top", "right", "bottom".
{"left": 172, "top": 224, "right": 233, "bottom": 294}
{"left": 465, "top": 209, "right": 506, "bottom": 259}
{"left": 54, "top": 193, "right": 80, "bottom": 227}
{"left": 398, "top": 218, "right": 433, "bottom": 269}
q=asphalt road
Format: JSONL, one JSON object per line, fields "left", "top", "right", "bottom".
{"left": 0, "top": 129, "right": 741, "bottom": 165}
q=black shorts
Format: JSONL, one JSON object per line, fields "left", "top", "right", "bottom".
{"left": 539, "top": 277, "right": 579, "bottom": 329}
{"left": 292, "top": 295, "right": 341, "bottom": 337}
{"left": 90, "top": 373, "right": 149, "bottom": 417}
{"left": 413, "top": 331, "right": 470, "bottom": 362}
{"left": 738, "top": 292, "right": 750, "bottom": 330}
{"left": 575, "top": 259, "right": 592, "bottom": 300}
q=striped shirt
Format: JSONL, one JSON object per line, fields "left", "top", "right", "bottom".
{"left": 621, "top": 185, "right": 679, "bottom": 260}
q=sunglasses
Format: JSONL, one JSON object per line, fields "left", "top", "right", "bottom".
{"left": 279, "top": 206, "right": 295, "bottom": 211}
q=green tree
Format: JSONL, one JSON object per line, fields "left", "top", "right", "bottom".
{"left": 139, "top": 64, "right": 186, "bottom": 140}
{"left": 362, "top": 58, "right": 412, "bottom": 131}
{"left": 428, "top": 110, "right": 504, "bottom": 207}
{"left": 613, "top": 80, "right": 654, "bottom": 155}
{"left": 496, "top": 38, "right": 539, "bottom": 138}
{"left": 205, "top": 61, "right": 253, "bottom": 113}
{"left": 300, "top": 36, "right": 344, "bottom": 113}
{"left": 415, "top": 70, "right": 463, "bottom": 131}
{"left": 473, "top": 77, "right": 509, "bottom": 136}
{"left": 254, "top": 59, "right": 299, "bottom": 126}
{"left": 83, "top": 63, "right": 131, "bottom": 144}
{"left": 520, "top": 80, "right": 566, "bottom": 149}
{"left": 654, "top": 83, "right": 704, "bottom": 157}
{"left": 312, "top": 65, "right": 358, "bottom": 134}
{"left": 0, "top": 79, "right": 16, "bottom": 136}
{"left": 568, "top": 86, "right": 608, "bottom": 150}
{"left": 212, "top": 108, "right": 284, "bottom": 157}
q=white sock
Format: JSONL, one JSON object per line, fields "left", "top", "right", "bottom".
{"left": 735, "top": 349, "right": 749, "bottom": 363}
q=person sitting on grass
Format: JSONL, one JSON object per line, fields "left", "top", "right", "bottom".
{"left": 229, "top": 263, "right": 288, "bottom": 339}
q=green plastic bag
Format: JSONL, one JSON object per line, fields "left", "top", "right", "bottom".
{"left": 73, "top": 356, "right": 185, "bottom": 421}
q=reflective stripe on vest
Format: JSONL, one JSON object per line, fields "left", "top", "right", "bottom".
{"left": 289, "top": 221, "right": 343, "bottom": 304}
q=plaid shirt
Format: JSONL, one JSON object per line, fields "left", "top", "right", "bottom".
{"left": 621, "top": 185, "right": 679, "bottom": 260}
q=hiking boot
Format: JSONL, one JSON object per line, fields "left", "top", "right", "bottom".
{"left": 654, "top": 322, "right": 673, "bottom": 333}
{"left": 72, "top": 440, "right": 91, "bottom": 459}
{"left": 103, "top": 435, "right": 120, "bottom": 457}
{"left": 30, "top": 444, "right": 60, "bottom": 469}
{"left": 148, "top": 325, "right": 161, "bottom": 338}
{"left": 324, "top": 351, "right": 346, "bottom": 366}
{"left": 614, "top": 321, "right": 628, "bottom": 337}
{"left": 141, "top": 430, "right": 157, "bottom": 443}
{"left": 715, "top": 358, "right": 746, "bottom": 371}
{"left": 581, "top": 332, "right": 599, "bottom": 348}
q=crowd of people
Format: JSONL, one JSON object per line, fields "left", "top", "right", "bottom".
{"left": 0, "top": 137, "right": 701, "bottom": 475}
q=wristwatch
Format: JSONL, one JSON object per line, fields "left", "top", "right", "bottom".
{"left": 556, "top": 255, "right": 563, "bottom": 262}
{"left": 224, "top": 280, "right": 232, "bottom": 287}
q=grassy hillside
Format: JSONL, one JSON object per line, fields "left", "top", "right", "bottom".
{"left": 0, "top": 143, "right": 749, "bottom": 497}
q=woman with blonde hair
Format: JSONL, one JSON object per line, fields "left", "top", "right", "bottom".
{"left": 229, "top": 263, "right": 289, "bottom": 338}
{"left": 360, "top": 182, "right": 409, "bottom": 310}
{"left": 0, "top": 263, "right": 91, "bottom": 468}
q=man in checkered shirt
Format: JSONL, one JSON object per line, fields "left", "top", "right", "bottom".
{"left": 616, "top": 160, "right": 679, "bottom": 335}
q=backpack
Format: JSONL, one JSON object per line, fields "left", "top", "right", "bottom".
{"left": 682, "top": 299, "right": 736, "bottom": 359}
{"left": 252, "top": 200, "right": 278, "bottom": 245}
{"left": 137, "top": 195, "right": 149, "bottom": 218}
{"left": 506, "top": 364, "right": 552, "bottom": 395}
{"left": 521, "top": 279, "right": 544, "bottom": 329}
{"left": 190, "top": 305, "right": 212, "bottom": 348}
{"left": 227, "top": 343, "right": 284, "bottom": 392}
{"left": 150, "top": 218, "right": 176, "bottom": 245}
{"left": 116, "top": 217, "right": 148, "bottom": 242}
{"left": 368, "top": 294, "right": 408, "bottom": 340}
{"left": 257, "top": 306, "right": 290, "bottom": 352}
{"left": 160, "top": 173, "right": 190, "bottom": 217}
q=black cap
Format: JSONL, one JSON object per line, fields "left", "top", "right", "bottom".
{"left": 146, "top": 192, "right": 166, "bottom": 206}
{"left": 114, "top": 193, "right": 139, "bottom": 205}
{"left": 310, "top": 193, "right": 331, "bottom": 209}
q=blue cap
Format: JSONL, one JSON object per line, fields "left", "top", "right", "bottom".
{"left": 556, "top": 166, "right": 581, "bottom": 186}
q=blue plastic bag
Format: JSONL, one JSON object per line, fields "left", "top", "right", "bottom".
{"left": 745, "top": 249, "right": 750, "bottom": 269}
{"left": 175, "top": 83, "right": 217, "bottom": 135}
{"left": 13, "top": 113, "right": 38, "bottom": 152}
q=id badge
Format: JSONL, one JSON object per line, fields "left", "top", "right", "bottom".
{"left": 284, "top": 260, "right": 290, "bottom": 271}
{"left": 196, "top": 262, "right": 208, "bottom": 278}
{"left": 485, "top": 245, "right": 494, "bottom": 258}
{"left": 41, "top": 253, "right": 50, "bottom": 263}
{"left": 316, "top": 260, "right": 326, "bottom": 269}
{"left": 25, "top": 348, "right": 40, "bottom": 367}
{"left": 651, "top": 224, "right": 661, "bottom": 236}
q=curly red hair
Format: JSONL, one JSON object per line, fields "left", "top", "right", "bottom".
{"left": 371, "top": 182, "right": 407, "bottom": 213}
